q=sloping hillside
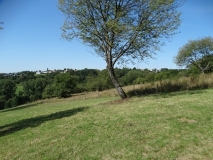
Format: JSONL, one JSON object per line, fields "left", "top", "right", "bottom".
{"left": 1, "top": 89, "right": 213, "bottom": 160}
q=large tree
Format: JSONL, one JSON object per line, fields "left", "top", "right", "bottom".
{"left": 59, "top": 0, "right": 183, "bottom": 99}
{"left": 174, "top": 37, "right": 213, "bottom": 74}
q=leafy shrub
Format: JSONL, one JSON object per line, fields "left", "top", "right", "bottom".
{"left": 0, "top": 79, "right": 16, "bottom": 101}
{"left": 10, "top": 97, "right": 18, "bottom": 107}
{"left": 23, "top": 78, "right": 47, "bottom": 101}
{"left": 42, "top": 84, "right": 56, "bottom": 99}
{"left": 43, "top": 73, "right": 77, "bottom": 98}
{"left": 53, "top": 73, "right": 77, "bottom": 98}
{"left": 0, "top": 96, "right": 5, "bottom": 110}
{"left": 4, "top": 99, "right": 12, "bottom": 109}
{"left": 14, "top": 91, "right": 30, "bottom": 105}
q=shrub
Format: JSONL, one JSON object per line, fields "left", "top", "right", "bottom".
{"left": 42, "top": 84, "right": 56, "bottom": 99}
{"left": 11, "top": 97, "right": 18, "bottom": 107}
{"left": 43, "top": 73, "right": 77, "bottom": 98}
{"left": 23, "top": 78, "right": 47, "bottom": 101}
{"left": 0, "top": 79, "right": 16, "bottom": 101}
{"left": 4, "top": 99, "right": 12, "bottom": 109}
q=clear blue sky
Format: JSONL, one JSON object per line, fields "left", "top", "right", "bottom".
{"left": 0, "top": 0, "right": 213, "bottom": 73}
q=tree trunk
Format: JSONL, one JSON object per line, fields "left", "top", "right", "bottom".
{"left": 107, "top": 65, "right": 128, "bottom": 99}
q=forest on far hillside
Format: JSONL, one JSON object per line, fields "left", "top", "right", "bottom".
{"left": 0, "top": 65, "right": 211, "bottom": 110}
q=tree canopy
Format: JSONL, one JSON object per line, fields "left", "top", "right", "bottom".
{"left": 59, "top": 0, "right": 183, "bottom": 99}
{"left": 0, "top": 79, "right": 16, "bottom": 101}
{"left": 174, "top": 37, "right": 213, "bottom": 74}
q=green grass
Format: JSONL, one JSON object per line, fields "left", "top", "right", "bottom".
{"left": 16, "top": 84, "right": 23, "bottom": 94}
{"left": 1, "top": 89, "right": 213, "bottom": 159}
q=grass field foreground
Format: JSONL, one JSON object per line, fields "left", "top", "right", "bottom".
{"left": 1, "top": 89, "right": 213, "bottom": 159}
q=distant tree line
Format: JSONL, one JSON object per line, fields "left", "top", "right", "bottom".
{"left": 0, "top": 65, "right": 209, "bottom": 110}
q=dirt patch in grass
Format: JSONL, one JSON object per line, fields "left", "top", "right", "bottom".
{"left": 178, "top": 118, "right": 197, "bottom": 124}
{"left": 101, "top": 98, "right": 130, "bottom": 105}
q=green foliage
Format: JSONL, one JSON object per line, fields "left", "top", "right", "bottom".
{"left": 14, "top": 93, "right": 29, "bottom": 106}
{"left": 4, "top": 99, "right": 12, "bottom": 109}
{"left": 43, "top": 73, "right": 77, "bottom": 98}
{"left": 0, "top": 67, "right": 209, "bottom": 109}
{"left": 85, "top": 69, "right": 114, "bottom": 91}
{"left": 42, "top": 84, "right": 56, "bottom": 99}
{"left": 59, "top": 0, "right": 183, "bottom": 99}
{"left": 44, "top": 71, "right": 61, "bottom": 84}
{"left": 2, "top": 97, "right": 18, "bottom": 109}
{"left": 0, "top": 96, "right": 5, "bottom": 110}
{"left": 59, "top": 0, "right": 182, "bottom": 64}
{"left": 121, "top": 70, "right": 144, "bottom": 85}
{"left": 0, "top": 79, "right": 16, "bottom": 101}
{"left": 0, "top": 91, "right": 29, "bottom": 109}
{"left": 15, "top": 71, "right": 36, "bottom": 83}
{"left": 54, "top": 73, "right": 77, "bottom": 98}
{"left": 23, "top": 78, "right": 47, "bottom": 101}
{"left": 174, "top": 37, "right": 213, "bottom": 74}
{"left": 97, "top": 69, "right": 114, "bottom": 90}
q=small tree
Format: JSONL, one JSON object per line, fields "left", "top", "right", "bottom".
{"left": 59, "top": 0, "right": 183, "bottom": 99}
{"left": 174, "top": 37, "right": 213, "bottom": 74}
{"left": 23, "top": 78, "right": 47, "bottom": 101}
{"left": 53, "top": 73, "right": 77, "bottom": 98}
{"left": 42, "top": 84, "right": 56, "bottom": 99}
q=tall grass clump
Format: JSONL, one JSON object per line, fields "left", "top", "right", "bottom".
{"left": 127, "top": 73, "right": 213, "bottom": 96}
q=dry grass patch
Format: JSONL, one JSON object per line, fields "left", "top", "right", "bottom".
{"left": 178, "top": 118, "right": 197, "bottom": 124}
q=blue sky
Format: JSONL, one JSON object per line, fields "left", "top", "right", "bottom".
{"left": 0, "top": 0, "right": 213, "bottom": 73}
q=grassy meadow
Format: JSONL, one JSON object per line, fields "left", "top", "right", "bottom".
{"left": 16, "top": 84, "right": 23, "bottom": 94}
{"left": 1, "top": 87, "right": 213, "bottom": 160}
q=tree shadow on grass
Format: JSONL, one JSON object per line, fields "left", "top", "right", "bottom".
{"left": 0, "top": 102, "right": 43, "bottom": 113}
{"left": 153, "top": 89, "right": 205, "bottom": 99}
{"left": 0, "top": 106, "right": 89, "bottom": 137}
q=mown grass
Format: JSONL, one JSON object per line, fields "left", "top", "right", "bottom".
{"left": 1, "top": 89, "right": 213, "bottom": 159}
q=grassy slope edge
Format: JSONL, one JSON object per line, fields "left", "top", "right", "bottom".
{"left": 0, "top": 89, "right": 213, "bottom": 160}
